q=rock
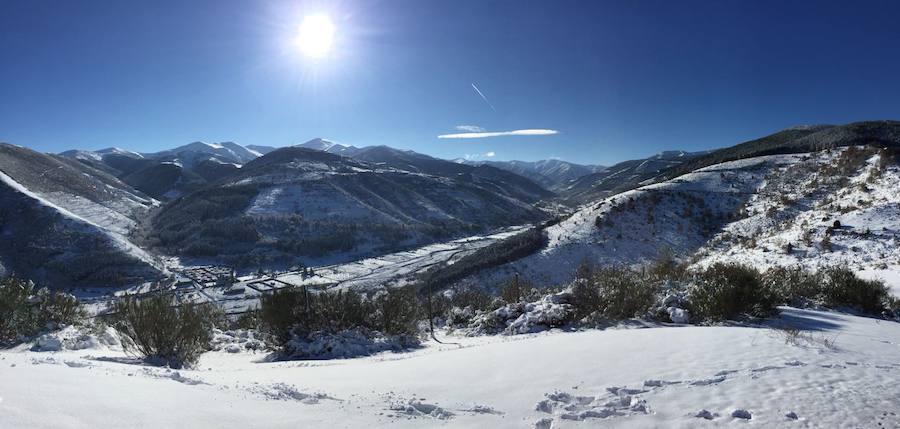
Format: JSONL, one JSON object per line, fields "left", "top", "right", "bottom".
{"left": 785, "top": 411, "right": 798, "bottom": 420}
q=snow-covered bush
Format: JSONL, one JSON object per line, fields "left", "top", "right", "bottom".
{"left": 687, "top": 263, "right": 779, "bottom": 321}
{"left": 0, "top": 277, "right": 85, "bottom": 346}
{"left": 31, "top": 324, "right": 122, "bottom": 352}
{"left": 464, "top": 290, "right": 575, "bottom": 335}
{"left": 209, "top": 328, "right": 266, "bottom": 353}
{"left": 111, "top": 293, "right": 221, "bottom": 368}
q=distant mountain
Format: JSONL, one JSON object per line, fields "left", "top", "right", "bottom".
{"left": 146, "top": 147, "right": 550, "bottom": 268}
{"left": 560, "top": 150, "right": 706, "bottom": 203}
{"left": 0, "top": 143, "right": 165, "bottom": 287}
{"left": 457, "top": 158, "right": 603, "bottom": 191}
{"left": 245, "top": 145, "right": 278, "bottom": 155}
{"left": 60, "top": 141, "right": 260, "bottom": 199}
{"left": 295, "top": 138, "right": 361, "bottom": 156}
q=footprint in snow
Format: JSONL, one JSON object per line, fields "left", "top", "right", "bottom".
{"left": 751, "top": 365, "right": 785, "bottom": 373}
{"left": 643, "top": 379, "right": 681, "bottom": 388}
{"left": 389, "top": 400, "right": 454, "bottom": 420}
{"left": 694, "top": 409, "right": 719, "bottom": 420}
{"left": 535, "top": 388, "right": 650, "bottom": 421}
{"left": 689, "top": 376, "right": 726, "bottom": 386}
{"left": 731, "top": 409, "right": 752, "bottom": 420}
{"left": 534, "top": 417, "right": 553, "bottom": 429}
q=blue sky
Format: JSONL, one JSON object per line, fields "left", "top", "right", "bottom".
{"left": 2, "top": 0, "right": 899, "bottom": 166}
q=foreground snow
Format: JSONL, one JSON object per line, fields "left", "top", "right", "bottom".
{"left": 2, "top": 308, "right": 899, "bottom": 428}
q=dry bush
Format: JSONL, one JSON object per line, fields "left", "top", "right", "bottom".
{"left": 111, "top": 293, "right": 220, "bottom": 368}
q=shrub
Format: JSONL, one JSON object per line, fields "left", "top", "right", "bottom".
{"left": 111, "top": 293, "right": 220, "bottom": 368}
{"left": 820, "top": 268, "right": 889, "bottom": 314}
{"left": 374, "top": 287, "right": 421, "bottom": 336}
{"left": 0, "top": 277, "right": 86, "bottom": 346}
{"left": 761, "top": 267, "right": 823, "bottom": 304}
{"left": 500, "top": 275, "right": 530, "bottom": 304}
{"left": 449, "top": 286, "right": 495, "bottom": 311}
{"left": 571, "top": 267, "right": 657, "bottom": 320}
{"left": 259, "top": 286, "right": 422, "bottom": 348}
{"left": 687, "top": 264, "right": 778, "bottom": 321}
{"left": 0, "top": 277, "right": 38, "bottom": 346}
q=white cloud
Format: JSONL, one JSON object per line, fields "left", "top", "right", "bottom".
{"left": 455, "top": 125, "right": 486, "bottom": 132}
{"left": 438, "top": 129, "right": 559, "bottom": 139}
{"left": 485, "top": 151, "right": 496, "bottom": 157}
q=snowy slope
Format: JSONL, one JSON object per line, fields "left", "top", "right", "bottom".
{"left": 3, "top": 307, "right": 900, "bottom": 428}
{"left": 0, "top": 171, "right": 165, "bottom": 287}
{"left": 461, "top": 147, "right": 900, "bottom": 290}
{"left": 693, "top": 147, "right": 900, "bottom": 291}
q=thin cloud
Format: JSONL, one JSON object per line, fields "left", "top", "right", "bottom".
{"left": 455, "top": 125, "right": 486, "bottom": 132}
{"left": 471, "top": 83, "right": 496, "bottom": 112}
{"left": 438, "top": 129, "right": 559, "bottom": 139}
{"left": 485, "top": 151, "right": 496, "bottom": 157}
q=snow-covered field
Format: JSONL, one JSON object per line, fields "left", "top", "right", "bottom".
{"left": 3, "top": 308, "right": 899, "bottom": 428}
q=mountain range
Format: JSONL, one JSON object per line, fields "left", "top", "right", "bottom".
{"left": 1, "top": 120, "right": 899, "bottom": 288}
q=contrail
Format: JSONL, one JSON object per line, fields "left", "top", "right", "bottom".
{"left": 471, "top": 83, "right": 496, "bottom": 112}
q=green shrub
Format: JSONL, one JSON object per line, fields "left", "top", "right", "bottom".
{"left": 375, "top": 287, "right": 421, "bottom": 336}
{"left": 0, "top": 277, "right": 85, "bottom": 346}
{"left": 571, "top": 267, "right": 658, "bottom": 320}
{"left": 687, "top": 263, "right": 778, "bottom": 321}
{"left": 761, "top": 267, "right": 824, "bottom": 304}
{"left": 820, "top": 267, "right": 889, "bottom": 314}
{"left": 0, "top": 277, "right": 39, "bottom": 346}
{"left": 111, "top": 293, "right": 220, "bottom": 368}
{"left": 259, "top": 286, "right": 422, "bottom": 345}
{"left": 449, "top": 286, "right": 495, "bottom": 311}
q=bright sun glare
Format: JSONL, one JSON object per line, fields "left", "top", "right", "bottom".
{"left": 294, "top": 14, "right": 335, "bottom": 59}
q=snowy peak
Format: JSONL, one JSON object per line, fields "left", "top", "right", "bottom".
{"left": 155, "top": 141, "right": 260, "bottom": 165}
{"left": 295, "top": 138, "right": 360, "bottom": 155}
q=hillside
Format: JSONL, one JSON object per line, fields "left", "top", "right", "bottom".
{"left": 145, "top": 147, "right": 550, "bottom": 268}
{"left": 457, "top": 158, "right": 603, "bottom": 191}
{"left": 60, "top": 141, "right": 257, "bottom": 200}
{"left": 452, "top": 145, "right": 900, "bottom": 290}
{"left": 559, "top": 150, "right": 705, "bottom": 204}
{"left": 0, "top": 143, "right": 165, "bottom": 287}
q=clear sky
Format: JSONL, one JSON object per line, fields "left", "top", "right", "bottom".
{"left": 2, "top": 0, "right": 899, "bottom": 166}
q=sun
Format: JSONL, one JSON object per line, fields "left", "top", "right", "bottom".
{"left": 294, "top": 14, "right": 335, "bottom": 59}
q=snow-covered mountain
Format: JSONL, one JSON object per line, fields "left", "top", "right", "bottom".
{"left": 560, "top": 150, "right": 707, "bottom": 203}
{"left": 0, "top": 143, "right": 165, "bottom": 287}
{"left": 295, "top": 138, "right": 361, "bottom": 156}
{"left": 146, "top": 141, "right": 261, "bottom": 166}
{"left": 457, "top": 158, "right": 603, "bottom": 191}
{"left": 455, "top": 144, "right": 900, "bottom": 290}
{"left": 146, "top": 147, "right": 550, "bottom": 268}
{"left": 60, "top": 141, "right": 261, "bottom": 199}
